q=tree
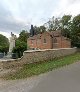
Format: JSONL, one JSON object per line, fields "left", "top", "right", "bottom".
{"left": 13, "top": 40, "right": 27, "bottom": 58}
{"left": 60, "top": 15, "right": 72, "bottom": 38}
{"left": 34, "top": 26, "right": 41, "bottom": 34}
{"left": 54, "top": 18, "right": 61, "bottom": 30}
{"left": 44, "top": 14, "right": 80, "bottom": 48}
{"left": 47, "top": 17, "right": 55, "bottom": 31}
{"left": 39, "top": 25, "right": 46, "bottom": 33}
{"left": 18, "top": 30, "right": 29, "bottom": 43}
{"left": 12, "top": 30, "right": 28, "bottom": 57}
{"left": 70, "top": 14, "right": 80, "bottom": 47}
{"left": 47, "top": 17, "right": 61, "bottom": 31}
{"left": 34, "top": 25, "right": 46, "bottom": 34}
{"left": 0, "top": 34, "right": 9, "bottom": 53}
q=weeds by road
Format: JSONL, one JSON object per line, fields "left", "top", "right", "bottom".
{"left": 4, "top": 53, "right": 80, "bottom": 80}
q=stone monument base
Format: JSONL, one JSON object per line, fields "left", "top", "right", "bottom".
{"left": 3, "top": 52, "right": 12, "bottom": 59}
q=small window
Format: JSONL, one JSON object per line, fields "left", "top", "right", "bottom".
{"left": 44, "top": 38, "right": 46, "bottom": 43}
{"left": 53, "top": 38, "right": 57, "bottom": 43}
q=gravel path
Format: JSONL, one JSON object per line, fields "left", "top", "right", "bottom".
{"left": 0, "top": 75, "right": 43, "bottom": 92}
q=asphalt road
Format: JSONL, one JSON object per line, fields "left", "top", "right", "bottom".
{"left": 0, "top": 61, "right": 80, "bottom": 92}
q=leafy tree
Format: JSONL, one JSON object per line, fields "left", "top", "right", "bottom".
{"left": 70, "top": 14, "right": 80, "bottom": 47}
{"left": 47, "top": 17, "right": 61, "bottom": 31}
{"left": 18, "top": 30, "right": 29, "bottom": 43}
{"left": 13, "top": 39, "right": 27, "bottom": 58}
{"left": 44, "top": 14, "right": 80, "bottom": 48}
{"left": 39, "top": 25, "right": 46, "bottom": 33}
{"left": 47, "top": 17, "right": 55, "bottom": 31}
{"left": 60, "top": 15, "right": 72, "bottom": 38}
{"left": 12, "top": 30, "right": 28, "bottom": 57}
{"left": 34, "top": 25, "right": 46, "bottom": 34}
{"left": 34, "top": 26, "right": 41, "bottom": 34}
{"left": 61, "top": 15, "right": 71, "bottom": 26}
{"left": 54, "top": 18, "right": 61, "bottom": 30}
{"left": 0, "top": 34, "right": 9, "bottom": 53}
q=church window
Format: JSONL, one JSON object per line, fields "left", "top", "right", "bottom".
{"left": 53, "top": 38, "right": 57, "bottom": 43}
{"left": 44, "top": 38, "right": 46, "bottom": 43}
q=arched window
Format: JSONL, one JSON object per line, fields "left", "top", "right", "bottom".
{"left": 53, "top": 38, "right": 57, "bottom": 43}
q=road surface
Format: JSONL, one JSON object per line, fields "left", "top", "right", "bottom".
{"left": 0, "top": 61, "right": 80, "bottom": 92}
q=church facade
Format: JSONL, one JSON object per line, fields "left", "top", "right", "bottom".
{"left": 27, "top": 30, "right": 71, "bottom": 50}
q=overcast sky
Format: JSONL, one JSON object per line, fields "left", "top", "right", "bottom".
{"left": 0, "top": 0, "right": 80, "bottom": 38}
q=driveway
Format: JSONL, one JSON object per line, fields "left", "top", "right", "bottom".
{"left": 0, "top": 61, "right": 80, "bottom": 92}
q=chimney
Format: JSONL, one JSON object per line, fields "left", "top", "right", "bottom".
{"left": 30, "top": 25, "right": 35, "bottom": 37}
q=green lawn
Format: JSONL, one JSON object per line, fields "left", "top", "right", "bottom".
{"left": 5, "top": 52, "right": 80, "bottom": 80}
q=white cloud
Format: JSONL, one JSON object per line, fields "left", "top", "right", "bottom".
{"left": 0, "top": 0, "right": 80, "bottom": 37}
{"left": 0, "top": 31, "right": 19, "bottom": 39}
{"left": 0, "top": 31, "right": 10, "bottom": 38}
{"left": 52, "top": 0, "right": 80, "bottom": 17}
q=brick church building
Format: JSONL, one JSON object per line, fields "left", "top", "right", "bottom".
{"left": 27, "top": 26, "right": 71, "bottom": 50}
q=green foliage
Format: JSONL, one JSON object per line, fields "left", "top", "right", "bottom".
{"left": 0, "top": 34, "right": 9, "bottom": 53}
{"left": 13, "top": 40, "right": 27, "bottom": 58}
{"left": 47, "top": 17, "right": 61, "bottom": 31}
{"left": 60, "top": 15, "right": 72, "bottom": 38}
{"left": 61, "top": 15, "right": 72, "bottom": 26}
{"left": 47, "top": 15, "right": 72, "bottom": 37}
{"left": 70, "top": 14, "right": 80, "bottom": 47}
{"left": 18, "top": 30, "right": 29, "bottom": 43}
{"left": 39, "top": 25, "right": 46, "bottom": 32}
{"left": 46, "top": 14, "right": 80, "bottom": 48}
{"left": 34, "top": 26, "right": 41, "bottom": 34}
{"left": 12, "top": 30, "right": 28, "bottom": 58}
{"left": 34, "top": 25, "right": 46, "bottom": 34}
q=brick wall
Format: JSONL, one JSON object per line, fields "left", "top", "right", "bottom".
{"left": 0, "top": 48, "right": 77, "bottom": 69}
{"left": 27, "top": 31, "right": 71, "bottom": 49}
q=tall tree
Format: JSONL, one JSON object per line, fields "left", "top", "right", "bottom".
{"left": 13, "top": 39, "right": 27, "bottom": 58}
{"left": 70, "top": 14, "right": 80, "bottom": 47}
{"left": 34, "top": 26, "right": 41, "bottom": 34}
{"left": 54, "top": 18, "right": 61, "bottom": 30}
{"left": 18, "top": 30, "right": 29, "bottom": 43}
{"left": 34, "top": 25, "right": 46, "bottom": 34}
{"left": 47, "top": 17, "right": 55, "bottom": 31}
{"left": 13, "top": 30, "right": 29, "bottom": 57}
{"left": 0, "top": 34, "right": 9, "bottom": 53}
{"left": 47, "top": 17, "right": 61, "bottom": 31}
{"left": 60, "top": 15, "right": 72, "bottom": 38}
{"left": 39, "top": 25, "right": 46, "bottom": 33}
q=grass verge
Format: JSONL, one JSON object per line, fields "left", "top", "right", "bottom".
{"left": 4, "top": 53, "right": 80, "bottom": 80}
